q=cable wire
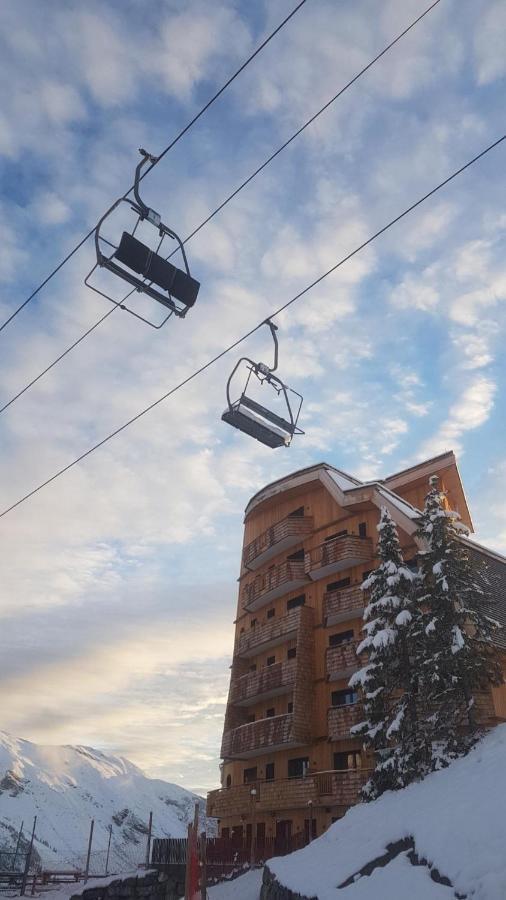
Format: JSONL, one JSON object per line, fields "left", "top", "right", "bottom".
{"left": 0, "top": 0, "right": 309, "bottom": 335}
{"left": 0, "top": 0, "right": 443, "bottom": 416}
{"left": 1, "top": 132, "right": 503, "bottom": 520}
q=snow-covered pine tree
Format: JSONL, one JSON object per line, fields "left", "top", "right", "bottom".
{"left": 350, "top": 506, "right": 419, "bottom": 799}
{"left": 414, "top": 475, "right": 502, "bottom": 767}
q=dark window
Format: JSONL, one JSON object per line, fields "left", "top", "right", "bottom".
{"left": 331, "top": 689, "right": 358, "bottom": 707}
{"left": 304, "top": 818, "right": 317, "bottom": 842}
{"left": 287, "top": 594, "right": 305, "bottom": 611}
{"left": 266, "top": 707, "right": 275, "bottom": 718}
{"left": 358, "top": 522, "right": 367, "bottom": 538}
{"left": 287, "top": 701, "right": 293, "bottom": 714}
{"left": 265, "top": 763, "right": 275, "bottom": 781}
{"left": 267, "top": 608, "right": 275, "bottom": 619}
{"left": 246, "top": 713, "right": 255, "bottom": 724}
{"left": 243, "top": 766, "right": 258, "bottom": 784}
{"left": 288, "top": 757, "right": 309, "bottom": 779}
{"left": 287, "top": 647, "right": 297, "bottom": 659}
{"left": 221, "top": 827, "right": 230, "bottom": 839}
{"left": 266, "top": 655, "right": 276, "bottom": 667}
{"left": 325, "top": 530, "right": 347, "bottom": 541}
{"left": 362, "top": 570, "right": 373, "bottom": 582}
{"left": 231, "top": 825, "right": 243, "bottom": 843}
{"left": 288, "top": 506, "right": 304, "bottom": 517}
{"left": 287, "top": 548, "right": 304, "bottom": 562}
{"left": 256, "top": 822, "right": 266, "bottom": 844}
{"left": 333, "top": 751, "right": 361, "bottom": 770}
{"left": 326, "top": 577, "right": 351, "bottom": 592}
{"left": 328, "top": 629, "right": 354, "bottom": 647}
{"left": 249, "top": 663, "right": 257, "bottom": 673}
{"left": 225, "top": 774, "right": 232, "bottom": 789}
{"left": 250, "top": 618, "right": 257, "bottom": 628}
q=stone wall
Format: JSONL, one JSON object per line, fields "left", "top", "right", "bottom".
{"left": 260, "top": 865, "right": 315, "bottom": 900}
{"left": 68, "top": 869, "right": 186, "bottom": 900}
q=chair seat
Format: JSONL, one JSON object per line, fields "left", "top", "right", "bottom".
{"left": 222, "top": 399, "right": 292, "bottom": 449}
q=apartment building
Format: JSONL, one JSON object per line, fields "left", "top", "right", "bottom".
{"left": 207, "top": 451, "right": 506, "bottom": 844}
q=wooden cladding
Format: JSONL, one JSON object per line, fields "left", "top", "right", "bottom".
{"left": 230, "top": 659, "right": 297, "bottom": 706}
{"left": 221, "top": 713, "right": 297, "bottom": 759}
{"left": 243, "top": 514, "right": 314, "bottom": 570}
{"left": 327, "top": 703, "right": 364, "bottom": 740}
{"left": 235, "top": 609, "right": 302, "bottom": 659}
{"left": 305, "top": 535, "right": 373, "bottom": 581}
{"left": 324, "top": 586, "right": 364, "bottom": 625}
{"left": 243, "top": 560, "right": 307, "bottom": 611}
{"left": 207, "top": 769, "right": 368, "bottom": 818}
{"left": 326, "top": 641, "right": 361, "bottom": 681}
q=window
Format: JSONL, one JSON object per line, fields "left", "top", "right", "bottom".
{"left": 288, "top": 757, "right": 309, "bottom": 778}
{"left": 331, "top": 689, "right": 358, "bottom": 707}
{"left": 288, "top": 506, "right": 304, "bottom": 518}
{"left": 287, "top": 548, "right": 304, "bottom": 562}
{"left": 267, "top": 608, "right": 275, "bottom": 619}
{"left": 221, "top": 827, "right": 230, "bottom": 839}
{"left": 250, "top": 618, "right": 257, "bottom": 628}
{"left": 256, "top": 822, "right": 266, "bottom": 843}
{"left": 249, "top": 663, "right": 257, "bottom": 673}
{"left": 362, "top": 570, "right": 373, "bottom": 582}
{"left": 333, "top": 751, "right": 361, "bottom": 770}
{"left": 287, "top": 647, "right": 297, "bottom": 659}
{"left": 246, "top": 713, "right": 255, "bottom": 724}
{"left": 287, "top": 701, "right": 293, "bottom": 714}
{"left": 243, "top": 766, "right": 258, "bottom": 784}
{"left": 287, "top": 594, "right": 305, "bottom": 611}
{"left": 328, "top": 629, "right": 354, "bottom": 647}
{"left": 225, "top": 775, "right": 232, "bottom": 789}
{"left": 358, "top": 522, "right": 367, "bottom": 538}
{"left": 266, "top": 707, "right": 275, "bottom": 718}
{"left": 326, "top": 577, "right": 351, "bottom": 592}
{"left": 265, "top": 763, "right": 275, "bottom": 781}
{"left": 266, "top": 655, "right": 276, "bottom": 667}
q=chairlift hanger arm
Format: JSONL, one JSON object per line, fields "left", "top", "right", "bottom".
{"left": 225, "top": 357, "right": 257, "bottom": 410}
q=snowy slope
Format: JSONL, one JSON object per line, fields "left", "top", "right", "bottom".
{"left": 269, "top": 724, "right": 506, "bottom": 900}
{"left": 0, "top": 731, "right": 205, "bottom": 873}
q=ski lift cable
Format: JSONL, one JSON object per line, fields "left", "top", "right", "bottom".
{"left": 0, "top": 132, "right": 503, "bottom": 519}
{"left": 0, "top": 0, "right": 444, "bottom": 416}
{"left": 0, "top": 0, "right": 309, "bottom": 335}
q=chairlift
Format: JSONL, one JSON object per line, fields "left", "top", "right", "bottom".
{"left": 222, "top": 320, "right": 304, "bottom": 449}
{"left": 85, "top": 149, "right": 200, "bottom": 328}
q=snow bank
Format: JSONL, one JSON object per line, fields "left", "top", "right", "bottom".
{"left": 207, "top": 868, "right": 263, "bottom": 900}
{"left": 269, "top": 724, "right": 506, "bottom": 899}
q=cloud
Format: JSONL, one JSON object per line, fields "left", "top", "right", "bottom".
{"left": 417, "top": 376, "right": 496, "bottom": 458}
{"left": 474, "top": 0, "right": 506, "bottom": 85}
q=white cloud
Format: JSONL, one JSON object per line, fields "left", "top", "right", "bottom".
{"left": 474, "top": 0, "right": 506, "bottom": 85}
{"left": 417, "top": 376, "right": 496, "bottom": 458}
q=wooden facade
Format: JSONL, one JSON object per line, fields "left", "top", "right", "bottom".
{"left": 207, "top": 452, "right": 506, "bottom": 842}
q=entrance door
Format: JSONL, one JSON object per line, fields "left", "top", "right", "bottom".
{"left": 275, "top": 819, "right": 292, "bottom": 853}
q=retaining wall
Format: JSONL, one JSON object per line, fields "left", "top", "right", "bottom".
{"left": 68, "top": 869, "right": 186, "bottom": 900}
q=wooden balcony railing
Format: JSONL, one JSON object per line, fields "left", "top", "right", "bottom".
{"left": 230, "top": 659, "right": 297, "bottom": 706}
{"left": 235, "top": 608, "right": 302, "bottom": 659}
{"left": 327, "top": 702, "right": 364, "bottom": 740}
{"left": 221, "top": 713, "right": 297, "bottom": 759}
{"left": 243, "top": 560, "right": 308, "bottom": 611}
{"left": 305, "top": 535, "right": 373, "bottom": 581}
{"left": 243, "top": 515, "right": 314, "bottom": 571}
{"left": 324, "top": 586, "right": 364, "bottom": 625}
{"left": 326, "top": 641, "right": 361, "bottom": 681}
{"left": 207, "top": 769, "right": 369, "bottom": 818}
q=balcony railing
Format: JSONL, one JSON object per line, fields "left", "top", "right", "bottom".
{"left": 324, "top": 586, "right": 364, "bottom": 626}
{"left": 207, "top": 769, "right": 369, "bottom": 818}
{"left": 326, "top": 641, "right": 361, "bottom": 682}
{"left": 235, "top": 608, "right": 302, "bottom": 659}
{"left": 243, "top": 560, "right": 308, "bottom": 611}
{"left": 221, "top": 713, "right": 299, "bottom": 759}
{"left": 327, "top": 702, "right": 364, "bottom": 740}
{"left": 305, "top": 535, "right": 372, "bottom": 581}
{"left": 230, "top": 659, "right": 297, "bottom": 706}
{"left": 243, "top": 515, "right": 314, "bottom": 571}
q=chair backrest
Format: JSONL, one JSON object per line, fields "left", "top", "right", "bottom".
{"left": 238, "top": 394, "right": 294, "bottom": 435}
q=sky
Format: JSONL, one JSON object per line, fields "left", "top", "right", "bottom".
{"left": 0, "top": 0, "right": 505, "bottom": 798}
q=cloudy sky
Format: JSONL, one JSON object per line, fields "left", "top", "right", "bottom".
{"left": 0, "top": 0, "right": 505, "bottom": 799}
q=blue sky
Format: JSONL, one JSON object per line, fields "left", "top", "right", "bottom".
{"left": 0, "top": 0, "right": 505, "bottom": 795}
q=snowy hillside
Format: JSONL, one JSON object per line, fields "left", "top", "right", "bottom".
{"left": 268, "top": 725, "right": 506, "bottom": 900}
{"left": 0, "top": 731, "right": 205, "bottom": 873}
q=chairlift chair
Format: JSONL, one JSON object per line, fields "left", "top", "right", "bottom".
{"left": 84, "top": 149, "right": 200, "bottom": 328}
{"left": 222, "top": 321, "right": 304, "bottom": 449}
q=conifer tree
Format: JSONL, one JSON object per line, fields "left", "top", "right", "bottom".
{"left": 350, "top": 507, "right": 418, "bottom": 799}
{"left": 413, "top": 475, "right": 502, "bottom": 767}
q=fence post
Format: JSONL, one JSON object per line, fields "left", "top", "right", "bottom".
{"left": 84, "top": 819, "right": 95, "bottom": 884}
{"left": 105, "top": 824, "right": 113, "bottom": 876}
{"left": 12, "top": 820, "right": 24, "bottom": 872}
{"left": 145, "top": 812, "right": 153, "bottom": 867}
{"left": 199, "top": 832, "right": 206, "bottom": 900}
{"left": 20, "top": 816, "right": 36, "bottom": 896}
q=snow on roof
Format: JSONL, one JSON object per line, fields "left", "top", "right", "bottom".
{"left": 268, "top": 724, "right": 506, "bottom": 900}
{"left": 325, "top": 468, "right": 363, "bottom": 491}
{"left": 375, "top": 485, "right": 421, "bottom": 520}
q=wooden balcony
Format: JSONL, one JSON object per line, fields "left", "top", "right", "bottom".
{"left": 235, "top": 608, "right": 302, "bottom": 659}
{"left": 243, "top": 560, "right": 308, "bottom": 611}
{"left": 327, "top": 702, "right": 364, "bottom": 740}
{"left": 305, "top": 535, "right": 372, "bottom": 581}
{"left": 324, "top": 586, "right": 364, "bottom": 626}
{"left": 221, "top": 713, "right": 301, "bottom": 759}
{"left": 243, "top": 515, "right": 314, "bottom": 571}
{"left": 230, "top": 660, "right": 297, "bottom": 707}
{"left": 207, "top": 770, "right": 368, "bottom": 818}
{"left": 326, "top": 641, "right": 361, "bottom": 682}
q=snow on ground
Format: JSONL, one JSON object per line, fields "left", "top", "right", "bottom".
{"left": 207, "top": 868, "right": 263, "bottom": 900}
{"left": 269, "top": 724, "right": 506, "bottom": 900}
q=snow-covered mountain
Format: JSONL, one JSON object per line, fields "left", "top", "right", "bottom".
{"left": 267, "top": 724, "right": 506, "bottom": 900}
{"left": 0, "top": 731, "right": 205, "bottom": 874}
